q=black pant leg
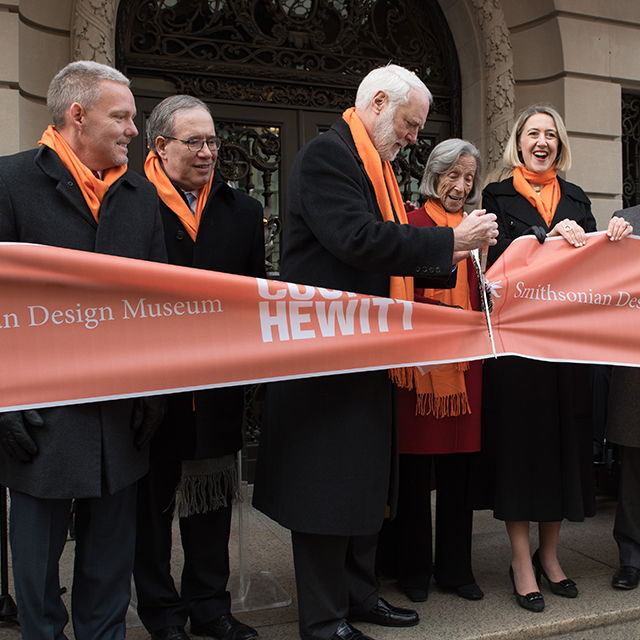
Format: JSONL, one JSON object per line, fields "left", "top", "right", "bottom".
{"left": 433, "top": 453, "right": 475, "bottom": 587}
{"left": 345, "top": 533, "right": 380, "bottom": 615}
{"left": 134, "top": 458, "right": 188, "bottom": 631}
{"left": 291, "top": 531, "right": 350, "bottom": 640}
{"left": 614, "top": 445, "right": 640, "bottom": 568}
{"left": 72, "top": 482, "right": 138, "bottom": 640}
{"left": 179, "top": 499, "right": 233, "bottom": 625}
{"left": 9, "top": 490, "right": 71, "bottom": 640}
{"left": 380, "top": 454, "right": 434, "bottom": 591}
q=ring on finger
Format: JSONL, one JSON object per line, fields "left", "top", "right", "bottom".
{"left": 563, "top": 224, "right": 571, "bottom": 231}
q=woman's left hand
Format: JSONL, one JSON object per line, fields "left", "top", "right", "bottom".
{"left": 607, "top": 216, "right": 633, "bottom": 241}
{"left": 404, "top": 200, "right": 418, "bottom": 213}
{"left": 547, "top": 218, "right": 586, "bottom": 247}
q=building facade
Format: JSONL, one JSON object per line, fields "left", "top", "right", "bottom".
{"left": 1, "top": 0, "right": 639, "bottom": 232}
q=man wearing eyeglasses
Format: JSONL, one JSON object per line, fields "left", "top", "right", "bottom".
{"left": 134, "top": 95, "right": 265, "bottom": 640}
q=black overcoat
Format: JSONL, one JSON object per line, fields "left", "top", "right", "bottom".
{"left": 252, "top": 118, "right": 456, "bottom": 536}
{"left": 148, "top": 173, "right": 266, "bottom": 461}
{"left": 606, "top": 205, "right": 640, "bottom": 448}
{"left": 0, "top": 145, "right": 167, "bottom": 499}
{"left": 472, "top": 177, "right": 597, "bottom": 521}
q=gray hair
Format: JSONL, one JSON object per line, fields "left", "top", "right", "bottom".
{"left": 419, "top": 138, "right": 483, "bottom": 206}
{"left": 146, "top": 95, "right": 212, "bottom": 151}
{"left": 47, "top": 61, "right": 130, "bottom": 128}
{"left": 355, "top": 63, "right": 432, "bottom": 112}
{"left": 503, "top": 104, "right": 572, "bottom": 171}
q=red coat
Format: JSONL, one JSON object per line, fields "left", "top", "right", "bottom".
{"left": 398, "top": 205, "right": 482, "bottom": 455}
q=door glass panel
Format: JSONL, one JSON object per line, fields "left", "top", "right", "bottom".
{"left": 217, "top": 122, "right": 282, "bottom": 274}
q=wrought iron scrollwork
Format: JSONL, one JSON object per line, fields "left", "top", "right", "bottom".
{"left": 622, "top": 92, "right": 640, "bottom": 209}
{"left": 117, "top": 0, "right": 460, "bottom": 123}
{"left": 216, "top": 121, "right": 282, "bottom": 272}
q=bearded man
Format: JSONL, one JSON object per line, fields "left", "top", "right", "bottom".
{"left": 252, "top": 64, "right": 498, "bottom": 640}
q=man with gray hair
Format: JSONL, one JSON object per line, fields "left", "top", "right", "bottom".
{"left": 252, "top": 64, "right": 498, "bottom": 640}
{"left": 134, "top": 94, "right": 265, "bottom": 640}
{"left": 0, "top": 60, "right": 167, "bottom": 639}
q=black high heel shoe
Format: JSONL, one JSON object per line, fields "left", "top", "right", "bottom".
{"left": 532, "top": 550, "right": 578, "bottom": 598}
{"left": 509, "top": 566, "right": 545, "bottom": 612}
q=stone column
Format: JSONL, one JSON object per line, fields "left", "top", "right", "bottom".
{"left": 72, "top": 0, "right": 116, "bottom": 64}
{"left": 470, "top": 0, "right": 515, "bottom": 173}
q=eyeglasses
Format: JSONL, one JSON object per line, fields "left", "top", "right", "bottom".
{"left": 163, "top": 136, "right": 222, "bottom": 152}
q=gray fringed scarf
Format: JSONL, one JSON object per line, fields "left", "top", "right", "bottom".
{"left": 174, "top": 454, "right": 242, "bottom": 518}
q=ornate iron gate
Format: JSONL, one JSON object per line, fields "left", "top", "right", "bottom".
{"left": 117, "top": 0, "right": 461, "bottom": 270}
{"left": 622, "top": 92, "right": 640, "bottom": 209}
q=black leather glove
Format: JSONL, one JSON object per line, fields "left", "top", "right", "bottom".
{"left": 131, "top": 396, "right": 167, "bottom": 450}
{"left": 0, "top": 410, "right": 45, "bottom": 462}
{"left": 436, "top": 301, "right": 463, "bottom": 310}
{"left": 523, "top": 225, "right": 547, "bottom": 244}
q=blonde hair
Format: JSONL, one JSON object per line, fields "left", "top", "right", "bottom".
{"left": 503, "top": 104, "right": 571, "bottom": 172}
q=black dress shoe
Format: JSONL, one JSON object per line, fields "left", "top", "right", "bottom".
{"left": 509, "top": 566, "right": 545, "bottom": 612}
{"left": 151, "top": 627, "right": 189, "bottom": 640}
{"left": 612, "top": 565, "right": 640, "bottom": 590}
{"left": 190, "top": 614, "right": 258, "bottom": 640}
{"left": 350, "top": 597, "right": 419, "bottom": 627}
{"left": 455, "top": 582, "right": 484, "bottom": 600}
{"left": 329, "top": 621, "right": 376, "bottom": 640}
{"left": 532, "top": 550, "right": 578, "bottom": 598}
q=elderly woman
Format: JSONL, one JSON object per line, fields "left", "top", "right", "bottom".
{"left": 377, "top": 138, "right": 485, "bottom": 603}
{"left": 473, "top": 105, "right": 631, "bottom": 612}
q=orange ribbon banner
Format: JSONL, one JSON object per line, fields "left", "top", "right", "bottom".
{"left": 0, "top": 232, "right": 638, "bottom": 411}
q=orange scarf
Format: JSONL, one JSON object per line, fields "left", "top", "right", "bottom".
{"left": 342, "top": 108, "right": 413, "bottom": 301}
{"left": 512, "top": 165, "right": 560, "bottom": 228}
{"left": 404, "top": 199, "right": 471, "bottom": 417}
{"left": 38, "top": 126, "right": 127, "bottom": 223}
{"left": 144, "top": 150, "right": 214, "bottom": 242}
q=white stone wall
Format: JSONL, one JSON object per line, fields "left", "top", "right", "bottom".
{"left": 0, "top": 1, "right": 20, "bottom": 156}
{"left": 0, "top": 0, "right": 73, "bottom": 157}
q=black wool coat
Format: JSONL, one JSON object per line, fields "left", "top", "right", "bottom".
{"left": 606, "top": 205, "right": 640, "bottom": 448}
{"left": 483, "top": 176, "right": 596, "bottom": 264}
{"left": 252, "top": 117, "right": 457, "bottom": 536}
{"left": 148, "top": 172, "right": 266, "bottom": 461}
{"left": 473, "top": 177, "right": 597, "bottom": 522}
{"left": 0, "top": 145, "right": 167, "bottom": 499}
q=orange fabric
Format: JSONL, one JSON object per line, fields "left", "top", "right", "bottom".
{"left": 38, "top": 126, "right": 126, "bottom": 223}
{"left": 342, "top": 108, "right": 413, "bottom": 301}
{"left": 512, "top": 165, "right": 560, "bottom": 228}
{"left": 407, "top": 199, "right": 471, "bottom": 417}
{"left": 144, "top": 151, "right": 213, "bottom": 242}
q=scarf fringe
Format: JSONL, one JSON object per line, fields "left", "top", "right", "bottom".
{"left": 174, "top": 465, "right": 242, "bottom": 518}
{"left": 390, "top": 366, "right": 471, "bottom": 417}
{"left": 415, "top": 390, "right": 471, "bottom": 418}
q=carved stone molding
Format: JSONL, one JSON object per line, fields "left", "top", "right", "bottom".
{"left": 72, "top": 0, "right": 116, "bottom": 65}
{"left": 469, "top": 0, "right": 514, "bottom": 170}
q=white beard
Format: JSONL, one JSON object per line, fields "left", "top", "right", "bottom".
{"left": 372, "top": 107, "right": 401, "bottom": 162}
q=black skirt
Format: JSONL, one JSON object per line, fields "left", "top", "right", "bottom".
{"left": 469, "top": 356, "right": 596, "bottom": 522}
